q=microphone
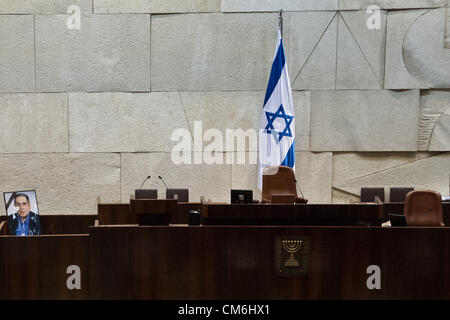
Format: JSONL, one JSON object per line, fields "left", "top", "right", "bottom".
{"left": 139, "top": 176, "right": 151, "bottom": 189}
{"left": 158, "top": 176, "right": 169, "bottom": 190}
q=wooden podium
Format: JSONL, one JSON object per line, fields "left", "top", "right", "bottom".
{"left": 130, "top": 199, "right": 177, "bottom": 225}
{"left": 98, "top": 203, "right": 135, "bottom": 225}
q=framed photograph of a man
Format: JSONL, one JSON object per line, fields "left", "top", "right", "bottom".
{"left": 3, "top": 190, "right": 40, "bottom": 236}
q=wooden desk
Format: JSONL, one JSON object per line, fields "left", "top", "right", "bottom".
{"left": 98, "top": 204, "right": 135, "bottom": 225}
{"left": 0, "top": 234, "right": 89, "bottom": 299}
{"left": 40, "top": 215, "right": 97, "bottom": 234}
{"left": 97, "top": 202, "right": 202, "bottom": 225}
{"left": 202, "top": 203, "right": 383, "bottom": 226}
{"left": 1, "top": 210, "right": 449, "bottom": 300}
{"left": 175, "top": 202, "right": 201, "bottom": 224}
{"left": 89, "top": 225, "right": 450, "bottom": 299}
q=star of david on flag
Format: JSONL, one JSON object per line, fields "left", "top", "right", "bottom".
{"left": 264, "top": 104, "right": 294, "bottom": 143}
{"left": 258, "top": 28, "right": 295, "bottom": 190}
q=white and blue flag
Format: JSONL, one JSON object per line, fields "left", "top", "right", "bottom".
{"left": 258, "top": 29, "right": 295, "bottom": 190}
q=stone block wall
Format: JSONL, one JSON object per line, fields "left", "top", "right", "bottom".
{"left": 0, "top": 0, "right": 449, "bottom": 214}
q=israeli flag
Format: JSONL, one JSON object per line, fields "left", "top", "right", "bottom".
{"left": 258, "top": 29, "right": 295, "bottom": 190}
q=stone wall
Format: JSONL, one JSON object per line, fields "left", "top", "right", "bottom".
{"left": 0, "top": 0, "right": 449, "bottom": 214}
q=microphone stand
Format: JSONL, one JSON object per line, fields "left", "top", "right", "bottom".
{"left": 294, "top": 178, "right": 308, "bottom": 204}
{"left": 158, "top": 176, "right": 169, "bottom": 190}
{"left": 139, "top": 176, "right": 151, "bottom": 189}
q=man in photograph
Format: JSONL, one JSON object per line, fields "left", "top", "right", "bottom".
{"left": 7, "top": 193, "right": 40, "bottom": 236}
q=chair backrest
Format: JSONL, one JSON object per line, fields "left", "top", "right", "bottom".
{"left": 360, "top": 187, "right": 385, "bottom": 202}
{"left": 404, "top": 190, "right": 444, "bottom": 226}
{"left": 389, "top": 187, "right": 414, "bottom": 202}
{"left": 262, "top": 166, "right": 297, "bottom": 203}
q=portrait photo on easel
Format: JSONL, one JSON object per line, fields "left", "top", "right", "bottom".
{"left": 3, "top": 190, "right": 40, "bottom": 236}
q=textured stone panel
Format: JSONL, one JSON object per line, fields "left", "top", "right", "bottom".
{"left": 294, "top": 91, "right": 311, "bottom": 151}
{"left": 430, "top": 113, "right": 450, "bottom": 151}
{"left": 290, "top": 13, "right": 337, "bottom": 90}
{"left": 334, "top": 152, "right": 450, "bottom": 197}
{"left": 295, "top": 152, "right": 333, "bottom": 203}
{"left": 231, "top": 152, "right": 332, "bottom": 204}
{"left": 332, "top": 188, "right": 360, "bottom": 204}
{"left": 180, "top": 91, "right": 310, "bottom": 151}
{"left": 333, "top": 152, "right": 433, "bottom": 186}
{"left": 403, "top": 8, "right": 450, "bottom": 88}
{"left": 419, "top": 90, "right": 450, "bottom": 151}
{"left": 446, "top": 6, "right": 450, "bottom": 48}
{"left": 336, "top": 11, "right": 386, "bottom": 89}
{"left": 120, "top": 153, "right": 231, "bottom": 203}
{"left": 310, "top": 90, "right": 419, "bottom": 151}
{"left": 0, "top": 0, "right": 92, "bottom": 13}
{"left": 231, "top": 152, "right": 262, "bottom": 201}
{"left": 94, "top": 0, "right": 220, "bottom": 13}
{"left": 285, "top": 11, "right": 337, "bottom": 90}
{"left": 222, "top": 0, "right": 338, "bottom": 12}
{"left": 0, "top": 153, "right": 120, "bottom": 215}
{"left": 69, "top": 92, "right": 190, "bottom": 152}
{"left": 384, "top": 10, "right": 428, "bottom": 89}
{"left": 284, "top": 12, "right": 335, "bottom": 83}
{"left": 0, "top": 94, "right": 68, "bottom": 153}
{"left": 151, "top": 13, "right": 277, "bottom": 91}
{"left": 35, "top": 14, "right": 150, "bottom": 92}
{"left": 0, "top": 15, "right": 34, "bottom": 92}
{"left": 339, "top": 0, "right": 446, "bottom": 10}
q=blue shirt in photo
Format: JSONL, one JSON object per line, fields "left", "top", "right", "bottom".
{"left": 15, "top": 214, "right": 30, "bottom": 236}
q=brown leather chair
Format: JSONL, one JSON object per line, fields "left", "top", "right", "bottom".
{"left": 404, "top": 190, "right": 444, "bottom": 226}
{"left": 262, "top": 165, "right": 307, "bottom": 204}
{"left": 389, "top": 187, "right": 414, "bottom": 202}
{"left": 360, "top": 187, "right": 385, "bottom": 202}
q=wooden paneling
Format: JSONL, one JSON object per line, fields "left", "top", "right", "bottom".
{"left": 96, "top": 202, "right": 201, "bottom": 225}
{"left": 174, "top": 202, "right": 201, "bottom": 224}
{"left": 202, "top": 203, "right": 383, "bottom": 226}
{"left": 0, "top": 235, "right": 89, "bottom": 299}
{"left": 40, "top": 215, "right": 96, "bottom": 234}
{"left": 89, "top": 226, "right": 139, "bottom": 299}
{"left": 98, "top": 204, "right": 135, "bottom": 225}
{"left": 1, "top": 211, "right": 449, "bottom": 300}
{"left": 382, "top": 227, "right": 449, "bottom": 299}
{"left": 89, "top": 226, "right": 450, "bottom": 299}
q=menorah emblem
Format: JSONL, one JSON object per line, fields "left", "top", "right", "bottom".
{"left": 282, "top": 240, "right": 303, "bottom": 267}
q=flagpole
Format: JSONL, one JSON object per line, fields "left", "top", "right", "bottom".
{"left": 278, "top": 9, "right": 283, "bottom": 37}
